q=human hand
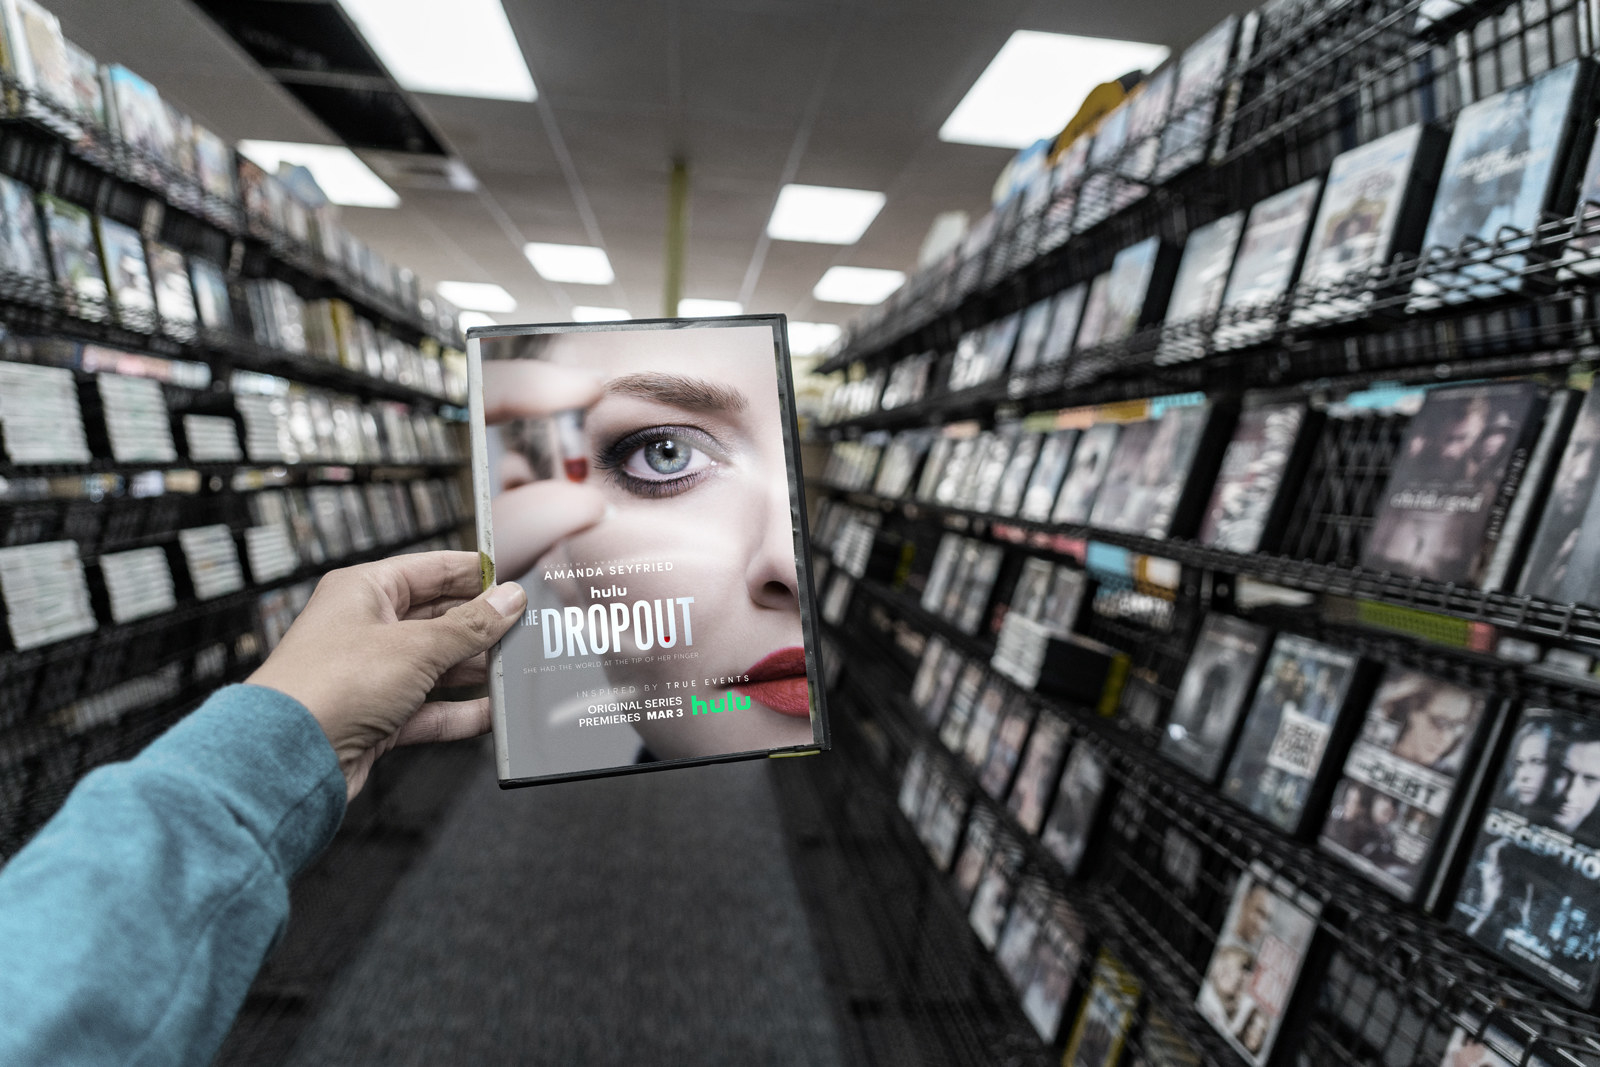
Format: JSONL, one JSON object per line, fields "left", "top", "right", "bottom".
{"left": 484, "top": 360, "right": 608, "bottom": 579}
{"left": 248, "top": 551, "right": 525, "bottom": 800}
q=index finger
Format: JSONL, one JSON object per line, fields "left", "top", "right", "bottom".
{"left": 364, "top": 550, "right": 485, "bottom": 615}
{"left": 482, "top": 360, "right": 604, "bottom": 424}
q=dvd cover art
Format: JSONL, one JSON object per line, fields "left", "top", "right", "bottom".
{"left": 969, "top": 840, "right": 1022, "bottom": 950}
{"left": 1022, "top": 901, "right": 1093, "bottom": 1043}
{"left": 145, "top": 241, "right": 196, "bottom": 328}
{"left": 1216, "top": 178, "right": 1323, "bottom": 348}
{"left": 1294, "top": 124, "right": 1430, "bottom": 323}
{"left": 1075, "top": 237, "right": 1165, "bottom": 352}
{"left": 1052, "top": 423, "right": 1121, "bottom": 526}
{"left": 39, "top": 194, "right": 107, "bottom": 314}
{"left": 966, "top": 426, "right": 1020, "bottom": 513}
{"left": 961, "top": 678, "right": 1009, "bottom": 769}
{"left": 938, "top": 662, "right": 986, "bottom": 752}
{"left": 1130, "top": 1009, "right": 1203, "bottom": 1067}
{"left": 922, "top": 779, "right": 969, "bottom": 871}
{"left": 995, "top": 881, "right": 1048, "bottom": 990}
{"left": 920, "top": 647, "right": 965, "bottom": 731}
{"left": 1159, "top": 613, "right": 1271, "bottom": 783}
{"left": 1413, "top": 60, "right": 1591, "bottom": 305}
{"left": 1157, "top": 15, "right": 1241, "bottom": 181}
{"left": 1008, "top": 713, "right": 1070, "bottom": 833}
{"left": 952, "top": 814, "right": 996, "bottom": 908}
{"left": 1063, "top": 949, "right": 1142, "bottom": 1067}
{"left": 187, "top": 258, "right": 233, "bottom": 331}
{"left": 1039, "top": 283, "right": 1089, "bottom": 365}
{"left": 1220, "top": 633, "right": 1362, "bottom": 835}
{"left": 1165, "top": 211, "right": 1246, "bottom": 326}
{"left": 469, "top": 318, "right": 827, "bottom": 786}
{"left": 1319, "top": 668, "right": 1492, "bottom": 901}
{"left": 911, "top": 635, "right": 950, "bottom": 710}
{"left": 992, "top": 431, "right": 1043, "bottom": 517}
{"left": 1196, "top": 864, "right": 1320, "bottom": 1066}
{"left": 106, "top": 64, "right": 175, "bottom": 166}
{"left": 1521, "top": 387, "right": 1600, "bottom": 604}
{"left": 0, "top": 174, "right": 47, "bottom": 278}
{"left": 1198, "top": 402, "right": 1310, "bottom": 553}
{"left": 1363, "top": 381, "right": 1545, "bottom": 586}
{"left": 897, "top": 747, "right": 931, "bottom": 823}
{"left": 980, "top": 700, "right": 1034, "bottom": 799}
{"left": 1009, "top": 298, "right": 1056, "bottom": 375}
{"left": 1041, "top": 742, "right": 1108, "bottom": 876}
{"left": 2, "top": 0, "right": 74, "bottom": 125}
{"left": 1451, "top": 706, "right": 1600, "bottom": 1004}
{"left": 1020, "top": 429, "right": 1080, "bottom": 522}
{"left": 96, "top": 217, "right": 153, "bottom": 319}
{"left": 1088, "top": 404, "right": 1212, "bottom": 538}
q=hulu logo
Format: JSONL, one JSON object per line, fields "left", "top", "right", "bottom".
{"left": 690, "top": 692, "right": 751, "bottom": 715}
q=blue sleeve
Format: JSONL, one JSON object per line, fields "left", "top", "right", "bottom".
{"left": 0, "top": 684, "right": 346, "bottom": 1067}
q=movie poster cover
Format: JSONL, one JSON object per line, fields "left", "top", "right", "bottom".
{"left": 1220, "top": 634, "right": 1363, "bottom": 835}
{"left": 1039, "top": 283, "right": 1089, "bottom": 366}
{"left": 981, "top": 700, "right": 1035, "bottom": 800}
{"left": 1158, "top": 613, "right": 1272, "bottom": 783}
{"left": 922, "top": 778, "right": 969, "bottom": 871}
{"left": 1412, "top": 60, "right": 1592, "bottom": 306}
{"left": 1198, "top": 402, "right": 1311, "bottom": 553}
{"left": 1063, "top": 949, "right": 1142, "bottom": 1067}
{"left": 921, "top": 645, "right": 965, "bottom": 729}
{"left": 1521, "top": 387, "right": 1600, "bottom": 604}
{"left": 0, "top": 174, "right": 47, "bottom": 279}
{"left": 1053, "top": 423, "right": 1119, "bottom": 525}
{"left": 1041, "top": 742, "right": 1109, "bottom": 876}
{"left": 1294, "top": 124, "right": 1430, "bottom": 324}
{"left": 1318, "top": 668, "right": 1493, "bottom": 901}
{"left": 996, "top": 881, "right": 1047, "bottom": 989}
{"left": 1021, "top": 899, "right": 1092, "bottom": 1043}
{"left": 39, "top": 194, "right": 107, "bottom": 314}
{"left": 969, "top": 840, "right": 1023, "bottom": 949}
{"left": 961, "top": 678, "right": 1010, "bottom": 769}
{"left": 993, "top": 431, "right": 1043, "bottom": 516}
{"left": 1130, "top": 1009, "right": 1203, "bottom": 1067}
{"left": 1157, "top": 15, "right": 1241, "bottom": 181}
{"left": 914, "top": 435, "right": 955, "bottom": 502}
{"left": 911, "top": 635, "right": 949, "bottom": 710}
{"left": 1216, "top": 178, "right": 1323, "bottom": 348}
{"left": 1009, "top": 298, "right": 1056, "bottom": 375}
{"left": 1074, "top": 237, "right": 1165, "bottom": 352}
{"left": 1451, "top": 706, "right": 1600, "bottom": 1004}
{"left": 1008, "top": 713, "right": 1070, "bottom": 833}
{"left": 1019, "top": 429, "right": 1080, "bottom": 522}
{"left": 1088, "top": 404, "right": 1212, "bottom": 538}
{"left": 952, "top": 813, "right": 996, "bottom": 908}
{"left": 96, "top": 217, "right": 154, "bottom": 319}
{"left": 1164, "top": 210, "right": 1245, "bottom": 330}
{"left": 1196, "top": 863, "right": 1321, "bottom": 1067}
{"left": 469, "top": 318, "right": 828, "bottom": 786}
{"left": 938, "top": 662, "right": 986, "bottom": 752}
{"left": 1363, "top": 381, "right": 1545, "bottom": 586}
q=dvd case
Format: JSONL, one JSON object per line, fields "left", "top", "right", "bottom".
{"left": 1041, "top": 741, "right": 1108, "bottom": 876}
{"left": 1063, "top": 949, "right": 1142, "bottom": 1067}
{"left": 1363, "top": 380, "right": 1546, "bottom": 586}
{"left": 1197, "top": 401, "right": 1317, "bottom": 553}
{"left": 1052, "top": 422, "right": 1120, "bottom": 526}
{"left": 1195, "top": 862, "right": 1321, "bottom": 1066}
{"left": 468, "top": 317, "right": 828, "bottom": 786}
{"left": 1019, "top": 429, "right": 1080, "bottom": 522}
{"left": 1451, "top": 706, "right": 1600, "bottom": 1004}
{"left": 1520, "top": 387, "right": 1600, "bottom": 604}
{"left": 1087, "top": 403, "right": 1225, "bottom": 539}
{"left": 1008, "top": 713, "right": 1070, "bottom": 833}
{"left": 1073, "top": 237, "right": 1174, "bottom": 352}
{"left": 1220, "top": 633, "right": 1367, "bottom": 836}
{"left": 1159, "top": 210, "right": 1245, "bottom": 362}
{"left": 1215, "top": 178, "right": 1323, "bottom": 349}
{"left": 1319, "top": 667, "right": 1497, "bottom": 903}
{"left": 1158, "top": 613, "right": 1272, "bottom": 783}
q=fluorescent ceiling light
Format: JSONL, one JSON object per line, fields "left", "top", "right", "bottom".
{"left": 457, "top": 311, "right": 499, "bottom": 331}
{"left": 524, "top": 242, "right": 615, "bottom": 285}
{"left": 812, "top": 266, "right": 906, "bottom": 305}
{"left": 677, "top": 298, "right": 744, "bottom": 317}
{"left": 939, "top": 31, "right": 1170, "bottom": 150}
{"left": 787, "top": 321, "right": 843, "bottom": 356}
{"left": 236, "top": 140, "right": 400, "bottom": 208}
{"left": 337, "top": 0, "right": 537, "bottom": 101}
{"left": 767, "top": 184, "right": 887, "bottom": 244}
{"left": 436, "top": 281, "right": 516, "bottom": 313}
{"left": 572, "top": 305, "right": 633, "bottom": 321}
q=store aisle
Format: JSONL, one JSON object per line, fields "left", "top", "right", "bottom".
{"left": 282, "top": 755, "right": 846, "bottom": 1067}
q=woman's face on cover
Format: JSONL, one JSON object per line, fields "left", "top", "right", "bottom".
{"left": 535, "top": 326, "right": 812, "bottom": 759}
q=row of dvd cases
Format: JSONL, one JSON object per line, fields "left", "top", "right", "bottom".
{"left": 0, "top": 7, "right": 476, "bottom": 860}
{"left": 807, "top": 0, "right": 1600, "bottom": 1063}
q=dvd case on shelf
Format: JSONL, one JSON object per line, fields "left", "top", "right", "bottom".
{"left": 1215, "top": 177, "right": 1323, "bottom": 349}
{"left": 0, "top": 540, "right": 96, "bottom": 650}
{"left": 961, "top": 678, "right": 1009, "bottom": 769}
{"left": 1039, "top": 283, "right": 1089, "bottom": 366}
{"left": 1087, "top": 403, "right": 1222, "bottom": 538}
{"left": 97, "top": 547, "right": 175, "bottom": 625}
{"left": 1157, "top": 14, "right": 1242, "bottom": 181}
{"left": 177, "top": 524, "right": 244, "bottom": 601}
{"left": 952, "top": 813, "right": 996, "bottom": 909}
{"left": 1362, "top": 380, "right": 1546, "bottom": 586}
{"left": 105, "top": 64, "right": 176, "bottom": 169}
{"left": 1520, "top": 387, "right": 1600, "bottom": 604}
{"left": 1196, "top": 862, "right": 1321, "bottom": 1066}
{"left": 96, "top": 217, "right": 154, "bottom": 320}
{"left": 1008, "top": 299, "right": 1056, "bottom": 376}
{"left": 1007, "top": 713, "right": 1070, "bottom": 834}
{"left": 1, "top": 0, "right": 75, "bottom": 129}
{"left": 1319, "top": 667, "right": 1497, "bottom": 903}
{"left": 187, "top": 258, "right": 233, "bottom": 331}
{"left": 991, "top": 431, "right": 1043, "bottom": 517}
{"left": 1019, "top": 429, "right": 1080, "bottom": 522}
{"left": 1451, "top": 705, "right": 1600, "bottom": 1004}
{"left": 469, "top": 317, "right": 827, "bottom": 786}
{"left": 1159, "top": 210, "right": 1245, "bottom": 361}
{"left": 969, "top": 837, "right": 1023, "bottom": 950}
{"left": 1412, "top": 59, "right": 1595, "bottom": 306}
{"left": 1051, "top": 422, "right": 1120, "bottom": 526}
{"left": 144, "top": 241, "right": 196, "bottom": 329}
{"left": 979, "top": 698, "right": 1034, "bottom": 799}
{"left": 1197, "top": 401, "right": 1316, "bottom": 553}
{"left": 40, "top": 194, "right": 107, "bottom": 315}
{"left": 995, "top": 880, "right": 1048, "bottom": 990}
{"left": 96, "top": 372, "right": 176, "bottom": 463}
{"left": 0, "top": 174, "right": 47, "bottom": 278}
{"left": 0, "top": 359, "right": 90, "bottom": 463}
{"left": 1022, "top": 899, "right": 1092, "bottom": 1044}
{"left": 1073, "top": 237, "right": 1173, "bottom": 352}
{"left": 1220, "top": 633, "right": 1366, "bottom": 835}
{"left": 1062, "top": 949, "right": 1142, "bottom": 1067}
{"left": 1040, "top": 742, "right": 1108, "bottom": 876}
{"left": 1159, "top": 613, "right": 1272, "bottom": 783}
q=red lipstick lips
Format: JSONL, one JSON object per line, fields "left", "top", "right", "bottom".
{"left": 736, "top": 646, "right": 810, "bottom": 717}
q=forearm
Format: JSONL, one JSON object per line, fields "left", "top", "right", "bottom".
{"left": 0, "top": 685, "right": 345, "bottom": 1066}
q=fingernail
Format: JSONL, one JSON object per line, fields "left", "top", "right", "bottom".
{"left": 486, "top": 582, "right": 526, "bottom": 618}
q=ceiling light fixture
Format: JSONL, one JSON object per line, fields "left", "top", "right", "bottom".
{"left": 812, "top": 266, "right": 906, "bottom": 305}
{"left": 524, "top": 242, "right": 616, "bottom": 285}
{"left": 436, "top": 281, "right": 517, "bottom": 313}
{"left": 236, "top": 140, "right": 400, "bottom": 208}
{"left": 677, "top": 299, "right": 744, "bottom": 317}
{"left": 766, "top": 184, "right": 887, "bottom": 244}
{"left": 787, "top": 322, "right": 844, "bottom": 355}
{"left": 337, "top": 0, "right": 537, "bottom": 101}
{"left": 939, "top": 30, "right": 1170, "bottom": 150}
{"left": 571, "top": 306, "right": 633, "bottom": 321}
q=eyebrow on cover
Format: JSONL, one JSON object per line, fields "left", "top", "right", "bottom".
{"left": 604, "top": 372, "right": 749, "bottom": 413}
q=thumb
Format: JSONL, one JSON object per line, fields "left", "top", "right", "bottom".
{"left": 419, "top": 582, "right": 527, "bottom": 673}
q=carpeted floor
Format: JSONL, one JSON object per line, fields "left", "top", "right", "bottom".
{"left": 282, "top": 756, "right": 846, "bottom": 1066}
